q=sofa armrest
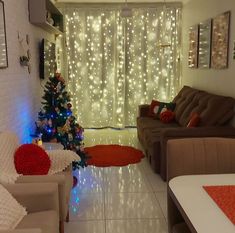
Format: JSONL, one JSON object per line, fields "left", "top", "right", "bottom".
{"left": 138, "top": 104, "right": 150, "bottom": 117}
{"left": 16, "top": 174, "right": 66, "bottom": 221}
{"left": 0, "top": 229, "right": 41, "bottom": 233}
{"left": 166, "top": 137, "right": 235, "bottom": 182}
{"left": 4, "top": 183, "right": 59, "bottom": 214}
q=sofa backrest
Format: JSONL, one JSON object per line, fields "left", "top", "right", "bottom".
{"left": 173, "top": 86, "right": 235, "bottom": 127}
{"left": 167, "top": 138, "right": 235, "bottom": 181}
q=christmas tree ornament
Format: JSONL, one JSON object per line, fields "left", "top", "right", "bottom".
{"left": 56, "top": 82, "right": 62, "bottom": 92}
{"left": 48, "top": 119, "right": 52, "bottom": 127}
{"left": 67, "top": 103, "right": 72, "bottom": 109}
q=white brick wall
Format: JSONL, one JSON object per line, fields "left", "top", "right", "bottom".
{"left": 0, "top": 0, "right": 54, "bottom": 143}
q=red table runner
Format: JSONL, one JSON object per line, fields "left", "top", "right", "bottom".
{"left": 203, "top": 185, "right": 235, "bottom": 225}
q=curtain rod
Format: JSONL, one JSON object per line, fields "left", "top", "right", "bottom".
{"left": 56, "top": 2, "right": 182, "bottom": 8}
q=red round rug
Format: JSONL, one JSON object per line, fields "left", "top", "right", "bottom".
{"left": 85, "top": 145, "right": 144, "bottom": 167}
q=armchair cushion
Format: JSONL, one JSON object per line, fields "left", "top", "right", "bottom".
{"left": 0, "top": 184, "right": 27, "bottom": 230}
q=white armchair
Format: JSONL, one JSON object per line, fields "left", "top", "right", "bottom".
{"left": 0, "top": 131, "right": 73, "bottom": 233}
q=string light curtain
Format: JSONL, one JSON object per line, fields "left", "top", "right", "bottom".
{"left": 64, "top": 5, "right": 181, "bottom": 128}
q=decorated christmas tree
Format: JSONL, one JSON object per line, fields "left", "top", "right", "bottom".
{"left": 35, "top": 73, "right": 87, "bottom": 169}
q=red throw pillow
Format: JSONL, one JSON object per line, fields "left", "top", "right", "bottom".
{"left": 187, "top": 113, "right": 200, "bottom": 127}
{"left": 14, "top": 144, "right": 51, "bottom": 175}
{"left": 160, "top": 110, "right": 175, "bottom": 123}
{"left": 148, "top": 100, "right": 160, "bottom": 117}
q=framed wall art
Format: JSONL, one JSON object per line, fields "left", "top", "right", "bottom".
{"left": 188, "top": 25, "right": 199, "bottom": 68}
{"left": 0, "top": 0, "right": 8, "bottom": 68}
{"left": 211, "top": 11, "right": 230, "bottom": 69}
{"left": 198, "top": 19, "right": 212, "bottom": 68}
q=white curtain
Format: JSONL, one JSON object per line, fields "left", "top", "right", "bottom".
{"left": 64, "top": 5, "right": 181, "bottom": 128}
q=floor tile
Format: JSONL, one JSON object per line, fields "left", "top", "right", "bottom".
{"left": 65, "top": 220, "right": 105, "bottom": 233}
{"left": 103, "top": 164, "right": 145, "bottom": 176}
{"left": 105, "top": 192, "right": 164, "bottom": 219}
{"left": 155, "top": 192, "right": 167, "bottom": 219}
{"left": 137, "top": 157, "right": 155, "bottom": 175}
{"left": 106, "top": 219, "right": 168, "bottom": 233}
{"left": 146, "top": 173, "right": 167, "bottom": 192}
{"left": 69, "top": 193, "right": 104, "bottom": 221}
{"left": 103, "top": 172, "right": 152, "bottom": 193}
{"left": 73, "top": 166, "right": 104, "bottom": 193}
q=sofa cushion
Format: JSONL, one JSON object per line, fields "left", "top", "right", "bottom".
{"left": 148, "top": 100, "right": 160, "bottom": 117}
{"left": 17, "top": 210, "right": 58, "bottom": 233}
{"left": 160, "top": 110, "right": 175, "bottom": 123}
{"left": 187, "top": 112, "right": 200, "bottom": 127}
{"left": 173, "top": 86, "right": 200, "bottom": 124}
{"left": 158, "top": 102, "right": 176, "bottom": 114}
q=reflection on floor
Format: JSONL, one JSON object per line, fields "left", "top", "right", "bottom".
{"left": 66, "top": 128, "right": 167, "bottom": 233}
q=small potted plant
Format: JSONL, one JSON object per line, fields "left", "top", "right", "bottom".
{"left": 20, "top": 55, "right": 30, "bottom": 66}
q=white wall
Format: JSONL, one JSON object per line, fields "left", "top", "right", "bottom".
{"left": 0, "top": 0, "right": 54, "bottom": 143}
{"left": 182, "top": 0, "right": 235, "bottom": 97}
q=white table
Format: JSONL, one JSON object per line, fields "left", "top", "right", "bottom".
{"left": 169, "top": 174, "right": 235, "bottom": 233}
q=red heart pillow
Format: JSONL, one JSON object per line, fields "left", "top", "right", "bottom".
{"left": 160, "top": 110, "right": 175, "bottom": 123}
{"left": 14, "top": 144, "right": 51, "bottom": 175}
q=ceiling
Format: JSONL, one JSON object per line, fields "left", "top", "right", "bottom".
{"left": 55, "top": 0, "right": 190, "bottom": 4}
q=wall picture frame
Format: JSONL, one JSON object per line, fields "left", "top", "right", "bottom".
{"left": 188, "top": 25, "right": 199, "bottom": 68}
{"left": 198, "top": 19, "right": 212, "bottom": 69}
{"left": 211, "top": 11, "right": 230, "bottom": 69}
{"left": 0, "top": 0, "right": 8, "bottom": 68}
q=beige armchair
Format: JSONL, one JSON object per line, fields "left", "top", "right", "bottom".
{"left": 0, "top": 131, "right": 73, "bottom": 233}
{"left": 0, "top": 183, "right": 59, "bottom": 233}
{"left": 166, "top": 137, "right": 235, "bottom": 233}
{"left": 16, "top": 166, "right": 73, "bottom": 229}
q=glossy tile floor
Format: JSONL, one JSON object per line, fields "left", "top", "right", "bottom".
{"left": 65, "top": 128, "right": 167, "bottom": 233}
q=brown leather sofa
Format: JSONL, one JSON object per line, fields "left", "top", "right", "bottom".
{"left": 166, "top": 137, "right": 235, "bottom": 233}
{"left": 137, "top": 86, "right": 235, "bottom": 180}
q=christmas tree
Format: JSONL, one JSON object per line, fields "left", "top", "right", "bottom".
{"left": 35, "top": 73, "right": 87, "bottom": 169}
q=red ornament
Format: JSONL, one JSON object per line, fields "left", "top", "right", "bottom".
{"left": 58, "top": 77, "right": 65, "bottom": 83}
{"left": 73, "top": 176, "right": 78, "bottom": 188}
{"left": 67, "top": 103, "right": 72, "bottom": 109}
{"left": 55, "top": 72, "right": 61, "bottom": 78}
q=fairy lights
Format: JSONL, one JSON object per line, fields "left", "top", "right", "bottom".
{"left": 64, "top": 6, "right": 181, "bottom": 128}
